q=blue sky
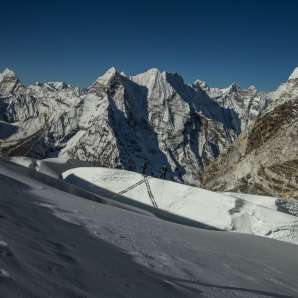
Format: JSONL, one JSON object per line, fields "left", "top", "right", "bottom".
{"left": 0, "top": 0, "right": 297, "bottom": 90}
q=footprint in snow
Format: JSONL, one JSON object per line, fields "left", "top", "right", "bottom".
{"left": 0, "top": 240, "right": 14, "bottom": 257}
{"left": 0, "top": 268, "right": 11, "bottom": 279}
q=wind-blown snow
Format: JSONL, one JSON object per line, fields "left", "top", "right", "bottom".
{"left": 63, "top": 166, "right": 298, "bottom": 245}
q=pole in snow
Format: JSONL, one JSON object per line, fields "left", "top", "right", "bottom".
{"left": 160, "top": 165, "right": 167, "bottom": 180}
{"left": 142, "top": 160, "right": 148, "bottom": 176}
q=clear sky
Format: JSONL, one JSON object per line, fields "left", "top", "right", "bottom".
{"left": 1, "top": 0, "right": 297, "bottom": 90}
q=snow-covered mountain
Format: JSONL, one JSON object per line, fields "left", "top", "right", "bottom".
{"left": 0, "top": 68, "right": 86, "bottom": 158}
{"left": 0, "top": 67, "right": 244, "bottom": 185}
{"left": 193, "top": 80, "right": 271, "bottom": 131}
{"left": 1, "top": 66, "right": 296, "bottom": 187}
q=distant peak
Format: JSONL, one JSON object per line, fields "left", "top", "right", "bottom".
{"left": 131, "top": 67, "right": 164, "bottom": 83}
{"left": 95, "top": 67, "right": 118, "bottom": 85}
{"left": 146, "top": 67, "right": 161, "bottom": 74}
{"left": 193, "top": 79, "right": 209, "bottom": 90}
{"left": 45, "top": 81, "right": 68, "bottom": 90}
{"left": 0, "top": 68, "right": 16, "bottom": 79}
{"left": 288, "top": 67, "right": 298, "bottom": 80}
{"left": 247, "top": 85, "right": 257, "bottom": 91}
{"left": 3, "top": 68, "right": 15, "bottom": 76}
{"left": 107, "top": 66, "right": 117, "bottom": 73}
{"left": 227, "top": 82, "right": 241, "bottom": 93}
{"left": 137, "top": 67, "right": 162, "bottom": 77}
{"left": 193, "top": 79, "right": 204, "bottom": 85}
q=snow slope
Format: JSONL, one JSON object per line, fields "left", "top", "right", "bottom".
{"left": 1, "top": 159, "right": 298, "bottom": 297}
{"left": 8, "top": 156, "right": 92, "bottom": 179}
{"left": 63, "top": 167, "right": 298, "bottom": 245}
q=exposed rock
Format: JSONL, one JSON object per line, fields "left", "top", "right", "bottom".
{"left": 202, "top": 97, "right": 298, "bottom": 199}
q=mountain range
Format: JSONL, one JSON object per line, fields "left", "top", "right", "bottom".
{"left": 0, "top": 66, "right": 297, "bottom": 193}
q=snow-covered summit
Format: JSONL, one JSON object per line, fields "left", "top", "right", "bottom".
{"left": 95, "top": 66, "right": 118, "bottom": 85}
{"left": 223, "top": 82, "right": 241, "bottom": 94}
{"left": 44, "top": 81, "right": 69, "bottom": 90}
{"left": 144, "top": 67, "right": 161, "bottom": 74}
{"left": 193, "top": 79, "right": 209, "bottom": 91}
{"left": 130, "top": 68, "right": 166, "bottom": 89}
{"left": 267, "top": 66, "right": 298, "bottom": 111}
{"left": 0, "top": 68, "right": 16, "bottom": 80}
{"left": 247, "top": 85, "right": 257, "bottom": 91}
{"left": 30, "top": 81, "right": 70, "bottom": 90}
{"left": 289, "top": 66, "right": 298, "bottom": 80}
{"left": 0, "top": 68, "right": 22, "bottom": 97}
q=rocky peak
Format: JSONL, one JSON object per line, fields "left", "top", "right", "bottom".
{"left": 267, "top": 67, "right": 298, "bottom": 111}
{"left": 145, "top": 67, "right": 161, "bottom": 74}
{"left": 95, "top": 67, "right": 119, "bottom": 86}
{"left": 226, "top": 82, "right": 241, "bottom": 94}
{"left": 247, "top": 85, "right": 257, "bottom": 92}
{"left": 0, "top": 68, "right": 22, "bottom": 97}
{"left": 0, "top": 68, "right": 17, "bottom": 80}
{"left": 193, "top": 79, "right": 210, "bottom": 91}
{"left": 130, "top": 68, "right": 171, "bottom": 100}
{"left": 131, "top": 68, "right": 163, "bottom": 85}
{"left": 44, "top": 81, "right": 69, "bottom": 90}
